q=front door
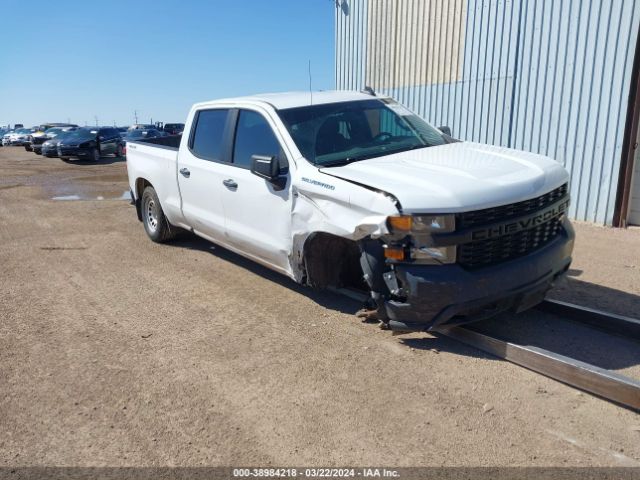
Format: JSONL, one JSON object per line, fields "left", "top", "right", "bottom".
{"left": 220, "top": 108, "right": 292, "bottom": 273}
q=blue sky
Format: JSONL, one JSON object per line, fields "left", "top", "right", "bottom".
{"left": 0, "top": 0, "right": 336, "bottom": 127}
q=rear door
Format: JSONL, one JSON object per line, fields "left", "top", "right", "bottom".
{"left": 176, "top": 108, "right": 232, "bottom": 241}
{"left": 220, "top": 108, "right": 292, "bottom": 272}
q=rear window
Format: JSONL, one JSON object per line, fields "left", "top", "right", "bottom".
{"left": 190, "top": 109, "right": 229, "bottom": 161}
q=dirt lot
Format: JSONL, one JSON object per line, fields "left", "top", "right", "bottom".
{"left": 1, "top": 147, "right": 639, "bottom": 467}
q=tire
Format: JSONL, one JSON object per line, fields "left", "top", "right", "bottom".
{"left": 115, "top": 144, "right": 124, "bottom": 157}
{"left": 92, "top": 148, "right": 101, "bottom": 162}
{"left": 141, "top": 186, "right": 176, "bottom": 243}
{"left": 60, "top": 157, "right": 70, "bottom": 161}
{"left": 35, "top": 150, "right": 42, "bottom": 155}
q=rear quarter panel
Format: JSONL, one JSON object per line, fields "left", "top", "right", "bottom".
{"left": 126, "top": 142, "right": 184, "bottom": 225}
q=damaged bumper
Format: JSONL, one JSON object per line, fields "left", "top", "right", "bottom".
{"left": 384, "top": 219, "right": 575, "bottom": 331}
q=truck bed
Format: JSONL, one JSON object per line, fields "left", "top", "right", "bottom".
{"left": 126, "top": 135, "right": 184, "bottom": 227}
{"left": 131, "top": 134, "right": 182, "bottom": 149}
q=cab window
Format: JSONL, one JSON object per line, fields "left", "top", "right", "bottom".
{"left": 232, "top": 110, "right": 281, "bottom": 169}
{"left": 190, "top": 109, "right": 229, "bottom": 161}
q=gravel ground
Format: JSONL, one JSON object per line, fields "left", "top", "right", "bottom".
{"left": 1, "top": 147, "right": 639, "bottom": 468}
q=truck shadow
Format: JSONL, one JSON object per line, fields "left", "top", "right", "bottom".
{"left": 169, "top": 233, "right": 362, "bottom": 316}
{"left": 170, "top": 233, "right": 640, "bottom": 373}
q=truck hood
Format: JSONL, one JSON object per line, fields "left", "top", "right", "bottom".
{"left": 319, "top": 142, "right": 569, "bottom": 213}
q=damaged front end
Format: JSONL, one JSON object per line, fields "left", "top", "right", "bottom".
{"left": 377, "top": 198, "right": 575, "bottom": 331}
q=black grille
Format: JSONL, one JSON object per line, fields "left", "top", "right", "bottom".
{"left": 458, "top": 217, "right": 563, "bottom": 269}
{"left": 456, "top": 184, "right": 569, "bottom": 269}
{"left": 457, "top": 183, "right": 568, "bottom": 229}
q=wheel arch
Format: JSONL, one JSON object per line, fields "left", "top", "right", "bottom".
{"left": 301, "top": 231, "right": 364, "bottom": 290}
{"left": 134, "top": 178, "right": 153, "bottom": 222}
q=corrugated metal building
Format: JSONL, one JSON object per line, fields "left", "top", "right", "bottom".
{"left": 335, "top": 0, "right": 640, "bottom": 226}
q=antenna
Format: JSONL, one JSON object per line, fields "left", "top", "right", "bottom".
{"left": 94, "top": 116, "right": 98, "bottom": 126}
{"left": 134, "top": 110, "right": 138, "bottom": 124}
{"left": 308, "top": 59, "right": 313, "bottom": 105}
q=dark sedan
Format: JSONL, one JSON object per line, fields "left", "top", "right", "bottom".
{"left": 57, "top": 127, "right": 124, "bottom": 161}
{"left": 32, "top": 126, "right": 79, "bottom": 154}
{"left": 42, "top": 130, "right": 77, "bottom": 157}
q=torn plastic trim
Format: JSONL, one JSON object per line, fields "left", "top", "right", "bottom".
{"left": 289, "top": 175, "right": 399, "bottom": 283}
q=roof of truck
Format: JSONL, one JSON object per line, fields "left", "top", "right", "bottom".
{"left": 197, "top": 90, "right": 377, "bottom": 110}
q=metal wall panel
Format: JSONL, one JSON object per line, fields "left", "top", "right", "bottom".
{"left": 335, "top": 0, "right": 640, "bottom": 225}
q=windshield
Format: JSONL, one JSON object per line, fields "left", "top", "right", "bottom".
{"left": 277, "top": 99, "right": 447, "bottom": 166}
{"left": 63, "top": 129, "right": 96, "bottom": 142}
{"left": 49, "top": 131, "right": 74, "bottom": 142}
{"left": 15, "top": 128, "right": 32, "bottom": 134}
{"left": 44, "top": 127, "right": 64, "bottom": 136}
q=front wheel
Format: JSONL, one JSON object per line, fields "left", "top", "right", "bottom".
{"left": 141, "top": 186, "right": 176, "bottom": 243}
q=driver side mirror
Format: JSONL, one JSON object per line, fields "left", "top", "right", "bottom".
{"left": 438, "top": 126, "right": 452, "bottom": 136}
{"left": 250, "top": 154, "right": 286, "bottom": 190}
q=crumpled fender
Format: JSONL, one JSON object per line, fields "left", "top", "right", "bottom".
{"left": 289, "top": 168, "right": 399, "bottom": 282}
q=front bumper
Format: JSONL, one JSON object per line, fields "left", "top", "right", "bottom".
{"left": 384, "top": 218, "right": 575, "bottom": 331}
{"left": 42, "top": 146, "right": 58, "bottom": 157}
{"left": 57, "top": 146, "right": 92, "bottom": 158}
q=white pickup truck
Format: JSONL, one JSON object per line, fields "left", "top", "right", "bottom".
{"left": 126, "top": 90, "right": 574, "bottom": 331}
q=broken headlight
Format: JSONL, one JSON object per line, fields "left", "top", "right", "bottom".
{"left": 385, "top": 214, "right": 456, "bottom": 264}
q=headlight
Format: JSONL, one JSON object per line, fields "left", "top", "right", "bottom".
{"left": 385, "top": 214, "right": 456, "bottom": 264}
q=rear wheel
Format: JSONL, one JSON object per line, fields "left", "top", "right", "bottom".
{"left": 141, "top": 186, "right": 176, "bottom": 243}
{"left": 92, "top": 148, "right": 100, "bottom": 162}
{"left": 115, "top": 144, "right": 124, "bottom": 157}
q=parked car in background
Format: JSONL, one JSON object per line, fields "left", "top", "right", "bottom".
{"left": 33, "top": 126, "right": 79, "bottom": 155}
{"left": 0, "top": 129, "right": 9, "bottom": 146}
{"left": 128, "top": 124, "right": 156, "bottom": 131}
{"left": 57, "top": 127, "right": 124, "bottom": 161}
{"left": 163, "top": 123, "right": 184, "bottom": 135}
{"left": 30, "top": 124, "right": 78, "bottom": 154}
{"left": 4, "top": 128, "right": 35, "bottom": 146}
{"left": 122, "top": 129, "right": 164, "bottom": 143}
{"left": 13, "top": 124, "right": 24, "bottom": 129}
{"left": 42, "top": 129, "right": 78, "bottom": 158}
{"left": 1, "top": 131, "right": 13, "bottom": 146}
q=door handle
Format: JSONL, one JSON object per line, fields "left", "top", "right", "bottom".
{"left": 223, "top": 179, "right": 238, "bottom": 189}
{"left": 179, "top": 167, "right": 190, "bottom": 178}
